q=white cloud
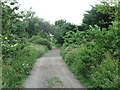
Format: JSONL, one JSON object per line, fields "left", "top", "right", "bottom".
{"left": 17, "top": 0, "right": 99, "bottom": 25}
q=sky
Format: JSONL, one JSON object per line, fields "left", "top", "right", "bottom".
{"left": 17, "top": 0, "right": 99, "bottom": 25}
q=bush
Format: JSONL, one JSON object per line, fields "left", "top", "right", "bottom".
{"left": 61, "top": 46, "right": 119, "bottom": 88}
{"left": 30, "top": 36, "right": 52, "bottom": 50}
{"left": 2, "top": 44, "right": 48, "bottom": 88}
{"left": 61, "top": 44, "right": 104, "bottom": 77}
{"left": 90, "top": 52, "right": 119, "bottom": 88}
{"left": 61, "top": 21, "right": 119, "bottom": 88}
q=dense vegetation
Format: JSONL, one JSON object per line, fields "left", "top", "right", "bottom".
{"left": 1, "top": 0, "right": 57, "bottom": 88}
{"left": 61, "top": 21, "right": 119, "bottom": 88}
{"left": 1, "top": 0, "right": 119, "bottom": 88}
{"left": 59, "top": 0, "right": 120, "bottom": 88}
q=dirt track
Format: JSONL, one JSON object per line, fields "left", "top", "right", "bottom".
{"left": 24, "top": 48, "right": 84, "bottom": 88}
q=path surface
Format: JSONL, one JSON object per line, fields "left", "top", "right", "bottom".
{"left": 24, "top": 48, "right": 84, "bottom": 88}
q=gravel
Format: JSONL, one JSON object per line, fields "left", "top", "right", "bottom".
{"left": 24, "top": 48, "right": 85, "bottom": 88}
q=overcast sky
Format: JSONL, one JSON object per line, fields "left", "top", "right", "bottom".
{"left": 17, "top": 0, "right": 99, "bottom": 25}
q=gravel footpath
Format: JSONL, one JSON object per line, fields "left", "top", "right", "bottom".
{"left": 24, "top": 48, "right": 85, "bottom": 88}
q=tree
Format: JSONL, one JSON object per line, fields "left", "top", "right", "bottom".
{"left": 82, "top": 5, "right": 113, "bottom": 30}
{"left": 55, "top": 19, "right": 66, "bottom": 28}
{"left": 97, "top": 0, "right": 120, "bottom": 21}
{"left": 54, "top": 19, "right": 77, "bottom": 45}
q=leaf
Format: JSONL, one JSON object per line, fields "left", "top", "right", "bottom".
{"left": 10, "top": 2, "right": 15, "bottom": 5}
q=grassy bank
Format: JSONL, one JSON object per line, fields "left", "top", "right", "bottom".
{"left": 2, "top": 44, "right": 48, "bottom": 88}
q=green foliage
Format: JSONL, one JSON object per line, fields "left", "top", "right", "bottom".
{"left": 54, "top": 2, "right": 119, "bottom": 44}
{"left": 82, "top": 5, "right": 113, "bottom": 30}
{"left": 2, "top": 44, "right": 48, "bottom": 88}
{"left": 90, "top": 52, "right": 119, "bottom": 88}
{"left": 64, "top": 21, "right": 120, "bottom": 57}
{"left": 59, "top": 0, "right": 119, "bottom": 88}
{"left": 54, "top": 19, "right": 76, "bottom": 45}
{"left": 2, "top": 0, "right": 119, "bottom": 88}
{"left": 61, "top": 21, "right": 119, "bottom": 88}
{"left": 21, "top": 9, "right": 58, "bottom": 38}
{"left": 2, "top": 1, "right": 27, "bottom": 61}
{"left": 64, "top": 31, "right": 77, "bottom": 46}
{"left": 30, "top": 36, "right": 52, "bottom": 50}
{"left": 96, "top": 0, "right": 120, "bottom": 21}
{"left": 55, "top": 19, "right": 67, "bottom": 28}
{"left": 61, "top": 44, "right": 104, "bottom": 77}
{"left": 1, "top": 0, "right": 53, "bottom": 88}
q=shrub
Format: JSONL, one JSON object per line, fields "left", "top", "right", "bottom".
{"left": 61, "top": 45, "right": 119, "bottom": 88}
{"left": 61, "top": 21, "right": 119, "bottom": 88}
{"left": 2, "top": 44, "right": 48, "bottom": 88}
{"left": 90, "top": 52, "right": 119, "bottom": 88}
{"left": 30, "top": 36, "right": 52, "bottom": 50}
{"left": 61, "top": 44, "right": 104, "bottom": 78}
